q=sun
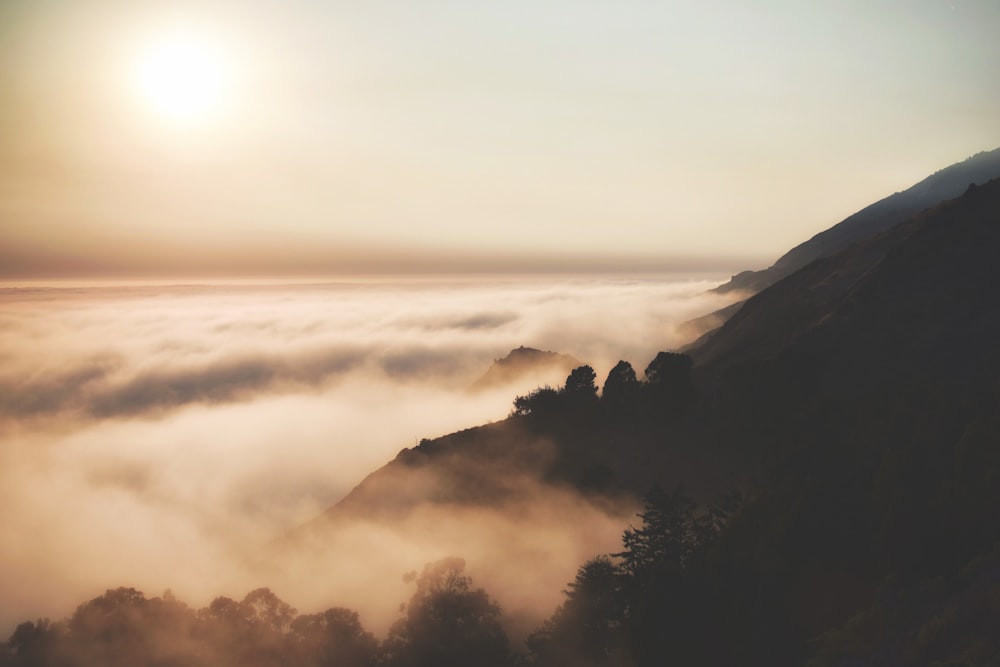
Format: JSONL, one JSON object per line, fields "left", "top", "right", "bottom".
{"left": 133, "top": 32, "right": 231, "bottom": 126}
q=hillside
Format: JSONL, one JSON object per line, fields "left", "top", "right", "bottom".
{"left": 276, "top": 177, "right": 1000, "bottom": 665}
{"left": 316, "top": 177, "right": 1000, "bottom": 527}
{"left": 6, "top": 172, "right": 998, "bottom": 667}
{"left": 713, "top": 147, "right": 1000, "bottom": 294}
{"left": 469, "top": 346, "right": 581, "bottom": 392}
{"left": 683, "top": 178, "right": 1000, "bottom": 663}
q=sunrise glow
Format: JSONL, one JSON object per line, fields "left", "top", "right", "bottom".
{"left": 133, "top": 31, "right": 231, "bottom": 125}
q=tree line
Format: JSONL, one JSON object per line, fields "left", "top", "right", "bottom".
{"left": 7, "top": 353, "right": 999, "bottom": 665}
{"left": 0, "top": 483, "right": 741, "bottom": 667}
{"left": 512, "top": 352, "right": 696, "bottom": 423}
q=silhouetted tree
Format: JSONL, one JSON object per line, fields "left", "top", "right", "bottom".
{"left": 618, "top": 485, "right": 702, "bottom": 577}
{"left": 0, "top": 587, "right": 384, "bottom": 667}
{"left": 615, "top": 485, "right": 737, "bottom": 666}
{"left": 527, "top": 556, "right": 627, "bottom": 667}
{"left": 642, "top": 352, "right": 695, "bottom": 416}
{"left": 64, "top": 587, "right": 201, "bottom": 667}
{"left": 382, "top": 557, "right": 511, "bottom": 667}
{"left": 512, "top": 386, "right": 560, "bottom": 417}
{"left": 513, "top": 367, "right": 600, "bottom": 420}
{"left": 67, "top": 587, "right": 151, "bottom": 667}
{"left": 241, "top": 588, "right": 296, "bottom": 635}
{"left": 564, "top": 365, "right": 598, "bottom": 400}
{"left": 290, "top": 608, "right": 378, "bottom": 667}
{"left": 196, "top": 588, "right": 297, "bottom": 667}
{"left": 5, "top": 620, "right": 62, "bottom": 667}
{"left": 601, "top": 360, "right": 639, "bottom": 411}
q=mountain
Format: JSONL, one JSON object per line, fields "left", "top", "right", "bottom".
{"left": 9, "top": 172, "right": 997, "bottom": 667}
{"left": 695, "top": 178, "right": 1000, "bottom": 375}
{"left": 469, "top": 346, "right": 581, "bottom": 392}
{"left": 293, "top": 156, "right": 1000, "bottom": 536}
{"left": 273, "top": 171, "right": 1000, "bottom": 664}
{"left": 680, "top": 179, "right": 1000, "bottom": 663}
{"left": 713, "top": 147, "right": 1000, "bottom": 295}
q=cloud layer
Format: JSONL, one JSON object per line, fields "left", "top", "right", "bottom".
{"left": 0, "top": 275, "right": 735, "bottom": 635}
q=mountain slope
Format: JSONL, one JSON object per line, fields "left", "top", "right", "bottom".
{"left": 713, "top": 147, "right": 1000, "bottom": 294}
{"left": 678, "top": 179, "right": 1000, "bottom": 662}
{"left": 695, "top": 178, "right": 1000, "bottom": 380}
{"left": 272, "top": 174, "right": 1000, "bottom": 665}
{"left": 297, "top": 178, "right": 1000, "bottom": 547}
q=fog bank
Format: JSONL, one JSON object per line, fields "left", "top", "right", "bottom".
{"left": 0, "top": 275, "right": 735, "bottom": 634}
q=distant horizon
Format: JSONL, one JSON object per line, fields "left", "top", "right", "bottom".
{"left": 0, "top": 246, "right": 760, "bottom": 282}
{"left": 4, "top": 1, "right": 999, "bottom": 280}
{"left": 4, "top": 144, "right": 996, "bottom": 281}
{"left": 7, "top": 142, "right": 999, "bottom": 282}
{"left": 0, "top": 269, "right": 741, "bottom": 296}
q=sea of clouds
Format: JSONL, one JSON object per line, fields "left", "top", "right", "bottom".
{"left": 0, "top": 274, "right": 737, "bottom": 635}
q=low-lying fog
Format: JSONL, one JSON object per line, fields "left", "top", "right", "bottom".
{"left": 0, "top": 274, "right": 735, "bottom": 636}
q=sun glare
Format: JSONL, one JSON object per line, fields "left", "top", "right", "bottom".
{"left": 134, "top": 32, "right": 231, "bottom": 126}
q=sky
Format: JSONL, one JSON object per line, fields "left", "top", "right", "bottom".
{"left": 1, "top": 0, "right": 998, "bottom": 278}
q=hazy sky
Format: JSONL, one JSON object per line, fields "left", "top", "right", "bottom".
{"left": 1, "top": 0, "right": 998, "bottom": 277}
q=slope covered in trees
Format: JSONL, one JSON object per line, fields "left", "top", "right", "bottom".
{"left": 0, "top": 560, "right": 506, "bottom": 667}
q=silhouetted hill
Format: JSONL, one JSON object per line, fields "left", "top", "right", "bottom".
{"left": 713, "top": 147, "right": 1000, "bottom": 295}
{"left": 320, "top": 421, "right": 566, "bottom": 521}
{"left": 694, "top": 178, "right": 1000, "bottom": 376}
{"left": 469, "top": 346, "right": 581, "bottom": 392}
{"left": 303, "top": 379, "right": 733, "bottom": 529}
{"left": 302, "top": 177, "right": 1000, "bottom": 535}
{"left": 262, "top": 177, "right": 1000, "bottom": 666}
{"left": 675, "top": 179, "right": 1000, "bottom": 663}
{"left": 296, "top": 157, "right": 1000, "bottom": 538}
{"left": 676, "top": 299, "right": 747, "bottom": 351}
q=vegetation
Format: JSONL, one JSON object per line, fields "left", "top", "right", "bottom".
{"left": 8, "top": 331, "right": 999, "bottom": 665}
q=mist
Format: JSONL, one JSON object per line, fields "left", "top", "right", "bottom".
{"left": 0, "top": 274, "right": 737, "bottom": 636}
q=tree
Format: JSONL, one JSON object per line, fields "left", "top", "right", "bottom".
{"left": 290, "top": 608, "right": 377, "bottom": 667}
{"left": 66, "top": 587, "right": 150, "bottom": 667}
{"left": 617, "top": 485, "right": 702, "bottom": 578}
{"left": 601, "top": 361, "right": 639, "bottom": 412}
{"left": 642, "top": 352, "right": 695, "bottom": 415}
{"left": 563, "top": 365, "right": 598, "bottom": 403}
{"left": 512, "top": 386, "right": 560, "bottom": 417}
{"left": 643, "top": 351, "right": 692, "bottom": 388}
{"left": 196, "top": 588, "right": 297, "bottom": 667}
{"left": 6, "top": 620, "right": 62, "bottom": 667}
{"left": 382, "top": 557, "right": 511, "bottom": 667}
{"left": 615, "top": 486, "right": 735, "bottom": 666}
{"left": 241, "top": 588, "right": 296, "bottom": 635}
{"left": 527, "top": 556, "right": 627, "bottom": 667}
{"left": 65, "top": 587, "right": 201, "bottom": 667}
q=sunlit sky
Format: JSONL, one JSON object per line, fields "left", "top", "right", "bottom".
{"left": 1, "top": 0, "right": 998, "bottom": 277}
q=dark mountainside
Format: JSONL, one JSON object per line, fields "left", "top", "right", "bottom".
{"left": 713, "top": 147, "right": 1000, "bottom": 295}
{"left": 680, "top": 178, "right": 1000, "bottom": 664}
{"left": 298, "top": 178, "right": 1000, "bottom": 664}
{"left": 4, "top": 178, "right": 1000, "bottom": 666}
{"left": 311, "top": 178, "right": 1000, "bottom": 528}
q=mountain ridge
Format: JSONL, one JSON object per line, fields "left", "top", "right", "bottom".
{"left": 713, "top": 147, "right": 1000, "bottom": 294}
{"left": 266, "top": 162, "right": 1000, "bottom": 665}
